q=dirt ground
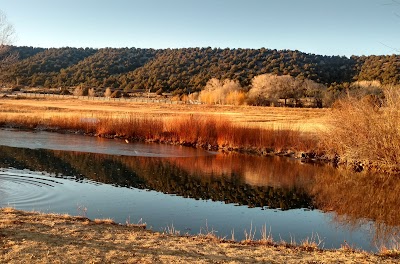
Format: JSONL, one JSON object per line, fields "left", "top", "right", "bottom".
{"left": 0, "top": 97, "right": 329, "bottom": 133}
{"left": 1, "top": 208, "right": 397, "bottom": 264}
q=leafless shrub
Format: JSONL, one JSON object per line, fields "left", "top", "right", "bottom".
{"left": 225, "top": 90, "right": 246, "bottom": 105}
{"left": 199, "top": 78, "right": 244, "bottom": 105}
{"left": 73, "top": 85, "right": 89, "bottom": 96}
{"left": 88, "top": 88, "right": 96, "bottom": 97}
{"left": 104, "top": 87, "right": 112, "bottom": 97}
{"left": 322, "top": 85, "right": 400, "bottom": 172}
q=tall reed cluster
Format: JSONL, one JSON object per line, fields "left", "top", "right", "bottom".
{"left": 323, "top": 86, "right": 400, "bottom": 172}
{"left": 0, "top": 113, "right": 317, "bottom": 154}
{"left": 97, "top": 114, "right": 316, "bottom": 152}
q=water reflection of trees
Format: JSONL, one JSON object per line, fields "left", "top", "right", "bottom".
{"left": 310, "top": 167, "right": 400, "bottom": 245}
{"left": 2, "top": 144, "right": 399, "bottom": 239}
{"left": 0, "top": 146, "right": 313, "bottom": 210}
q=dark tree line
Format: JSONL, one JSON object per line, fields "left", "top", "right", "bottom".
{"left": 354, "top": 54, "right": 400, "bottom": 85}
{"left": 0, "top": 46, "right": 398, "bottom": 93}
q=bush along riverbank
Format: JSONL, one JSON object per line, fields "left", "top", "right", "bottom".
{"left": 321, "top": 86, "right": 400, "bottom": 175}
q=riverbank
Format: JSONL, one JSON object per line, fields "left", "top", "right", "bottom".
{"left": 1, "top": 96, "right": 400, "bottom": 173}
{"left": 0, "top": 96, "right": 326, "bottom": 155}
{"left": 1, "top": 208, "right": 397, "bottom": 263}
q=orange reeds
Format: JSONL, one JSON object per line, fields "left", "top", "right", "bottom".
{"left": 0, "top": 113, "right": 318, "bottom": 153}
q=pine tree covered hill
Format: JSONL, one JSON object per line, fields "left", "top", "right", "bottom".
{"left": 0, "top": 46, "right": 399, "bottom": 92}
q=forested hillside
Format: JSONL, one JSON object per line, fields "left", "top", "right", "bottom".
{"left": 54, "top": 48, "right": 160, "bottom": 88}
{"left": 0, "top": 46, "right": 399, "bottom": 94}
{"left": 118, "top": 48, "right": 356, "bottom": 93}
{"left": 354, "top": 54, "right": 400, "bottom": 85}
{"left": 1, "top": 47, "right": 97, "bottom": 87}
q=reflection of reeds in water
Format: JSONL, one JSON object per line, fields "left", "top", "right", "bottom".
{"left": 310, "top": 167, "right": 400, "bottom": 245}
{"left": 0, "top": 114, "right": 318, "bottom": 153}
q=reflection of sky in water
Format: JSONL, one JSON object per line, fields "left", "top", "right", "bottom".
{"left": 0, "top": 129, "right": 215, "bottom": 157}
{"left": 0, "top": 168, "right": 374, "bottom": 251}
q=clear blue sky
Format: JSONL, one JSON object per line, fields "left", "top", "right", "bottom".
{"left": 1, "top": 0, "right": 399, "bottom": 57}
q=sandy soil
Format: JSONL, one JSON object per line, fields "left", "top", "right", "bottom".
{"left": 0, "top": 97, "right": 329, "bottom": 132}
{"left": 1, "top": 208, "right": 397, "bottom": 264}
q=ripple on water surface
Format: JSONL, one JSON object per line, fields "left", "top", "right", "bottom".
{"left": 0, "top": 168, "right": 95, "bottom": 208}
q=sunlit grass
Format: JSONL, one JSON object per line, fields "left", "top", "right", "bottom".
{"left": 0, "top": 113, "right": 319, "bottom": 154}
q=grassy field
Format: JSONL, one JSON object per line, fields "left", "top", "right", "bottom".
{"left": 0, "top": 97, "right": 329, "bottom": 132}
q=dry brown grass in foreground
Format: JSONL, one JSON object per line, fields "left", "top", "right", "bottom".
{"left": 0, "top": 208, "right": 396, "bottom": 264}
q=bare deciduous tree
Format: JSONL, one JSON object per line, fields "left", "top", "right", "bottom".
{"left": 248, "top": 74, "right": 301, "bottom": 106}
{"left": 0, "top": 11, "right": 15, "bottom": 45}
{"left": 0, "top": 10, "right": 17, "bottom": 69}
{"left": 74, "top": 84, "right": 89, "bottom": 96}
{"left": 302, "top": 79, "right": 327, "bottom": 108}
{"left": 248, "top": 74, "right": 325, "bottom": 107}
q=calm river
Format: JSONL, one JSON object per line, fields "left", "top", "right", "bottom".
{"left": 0, "top": 129, "right": 398, "bottom": 252}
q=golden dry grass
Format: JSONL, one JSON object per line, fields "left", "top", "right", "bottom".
{"left": 1, "top": 208, "right": 396, "bottom": 264}
{"left": 0, "top": 97, "right": 327, "bottom": 154}
{"left": 0, "top": 97, "right": 329, "bottom": 133}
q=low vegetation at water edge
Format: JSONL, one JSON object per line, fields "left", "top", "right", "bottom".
{"left": 322, "top": 86, "right": 400, "bottom": 173}
{"left": 0, "top": 113, "right": 317, "bottom": 155}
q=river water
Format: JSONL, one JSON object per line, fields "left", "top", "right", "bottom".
{"left": 0, "top": 129, "right": 398, "bottom": 252}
